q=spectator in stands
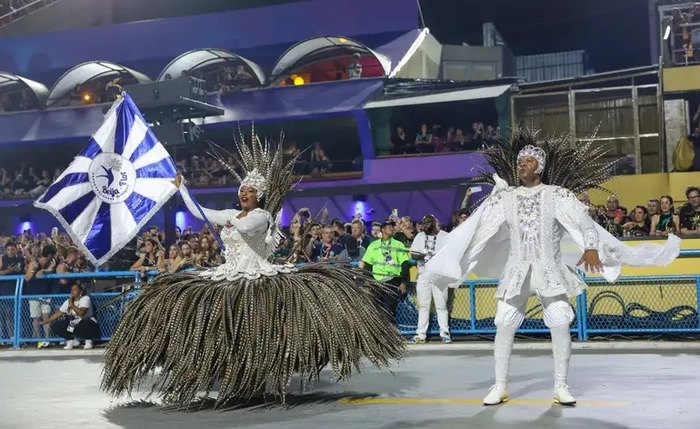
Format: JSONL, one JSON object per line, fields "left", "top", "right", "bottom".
{"left": 343, "top": 219, "right": 371, "bottom": 262}
{"left": 309, "top": 142, "right": 332, "bottom": 177}
{"left": 163, "top": 243, "right": 180, "bottom": 273}
{"left": 452, "top": 128, "right": 469, "bottom": 151}
{"left": 25, "top": 244, "right": 58, "bottom": 348}
{"left": 311, "top": 226, "right": 345, "bottom": 262}
{"left": 130, "top": 237, "right": 164, "bottom": 273}
{"left": 472, "top": 122, "right": 485, "bottom": 149}
{"left": 196, "top": 235, "right": 222, "bottom": 267}
{"left": 622, "top": 206, "right": 651, "bottom": 237}
{"left": 40, "top": 283, "right": 99, "bottom": 350}
{"left": 347, "top": 53, "right": 363, "bottom": 79}
{"left": 647, "top": 198, "right": 661, "bottom": 217}
{"left": 597, "top": 195, "right": 625, "bottom": 237}
{"left": 415, "top": 124, "right": 434, "bottom": 153}
{"left": 370, "top": 221, "right": 381, "bottom": 239}
{"left": 651, "top": 195, "right": 681, "bottom": 235}
{"left": 680, "top": 186, "right": 700, "bottom": 235}
{"left": 436, "top": 127, "right": 456, "bottom": 153}
{"left": 359, "top": 220, "right": 409, "bottom": 317}
{"left": 394, "top": 215, "right": 416, "bottom": 246}
{"left": 331, "top": 219, "right": 349, "bottom": 246}
{"left": 170, "top": 242, "right": 195, "bottom": 273}
{"left": 390, "top": 126, "right": 414, "bottom": 155}
{"left": 55, "top": 246, "right": 81, "bottom": 292}
{"left": 0, "top": 240, "right": 23, "bottom": 276}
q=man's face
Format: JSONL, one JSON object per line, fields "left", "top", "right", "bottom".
{"left": 5, "top": 245, "right": 17, "bottom": 258}
{"left": 371, "top": 225, "right": 381, "bottom": 237}
{"left": 321, "top": 228, "right": 334, "bottom": 243}
{"left": 688, "top": 190, "right": 700, "bottom": 209}
{"left": 458, "top": 213, "right": 468, "bottom": 224}
{"left": 381, "top": 225, "right": 394, "bottom": 238}
{"left": 606, "top": 197, "right": 619, "bottom": 211}
{"left": 351, "top": 223, "right": 362, "bottom": 238}
{"left": 517, "top": 156, "right": 539, "bottom": 182}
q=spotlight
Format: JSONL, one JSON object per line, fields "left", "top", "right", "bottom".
{"left": 293, "top": 76, "right": 305, "bottom": 85}
{"left": 81, "top": 91, "right": 94, "bottom": 104}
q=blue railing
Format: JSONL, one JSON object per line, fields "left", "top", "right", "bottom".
{"left": 1, "top": 271, "right": 699, "bottom": 349}
{"left": 0, "top": 271, "right": 141, "bottom": 349}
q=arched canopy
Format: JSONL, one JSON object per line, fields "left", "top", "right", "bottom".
{"left": 0, "top": 72, "right": 49, "bottom": 111}
{"left": 46, "top": 61, "right": 151, "bottom": 107}
{"left": 270, "top": 36, "right": 391, "bottom": 84}
{"left": 157, "top": 48, "right": 265, "bottom": 89}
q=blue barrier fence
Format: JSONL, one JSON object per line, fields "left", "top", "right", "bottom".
{"left": 1, "top": 271, "right": 699, "bottom": 348}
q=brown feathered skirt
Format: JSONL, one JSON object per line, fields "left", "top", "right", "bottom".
{"left": 101, "top": 264, "right": 405, "bottom": 408}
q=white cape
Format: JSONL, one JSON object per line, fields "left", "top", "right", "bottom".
{"left": 425, "top": 179, "right": 681, "bottom": 288}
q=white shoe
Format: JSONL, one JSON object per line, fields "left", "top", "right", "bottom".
{"left": 63, "top": 340, "right": 79, "bottom": 350}
{"left": 483, "top": 384, "right": 509, "bottom": 405}
{"left": 554, "top": 384, "right": 576, "bottom": 406}
{"left": 83, "top": 340, "right": 94, "bottom": 350}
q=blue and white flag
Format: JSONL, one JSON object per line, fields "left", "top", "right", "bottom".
{"left": 34, "top": 92, "right": 178, "bottom": 266}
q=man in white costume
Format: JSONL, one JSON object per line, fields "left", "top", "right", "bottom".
{"left": 425, "top": 143, "right": 680, "bottom": 406}
{"left": 409, "top": 214, "right": 451, "bottom": 343}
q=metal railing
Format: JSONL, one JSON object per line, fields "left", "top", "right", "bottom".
{"left": 0, "top": 0, "right": 61, "bottom": 27}
{"left": 1, "top": 269, "right": 699, "bottom": 349}
{"left": 0, "top": 271, "right": 141, "bottom": 349}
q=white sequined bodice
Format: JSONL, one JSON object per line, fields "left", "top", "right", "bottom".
{"left": 199, "top": 209, "right": 294, "bottom": 281}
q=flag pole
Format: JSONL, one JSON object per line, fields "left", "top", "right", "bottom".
{"left": 182, "top": 185, "right": 227, "bottom": 251}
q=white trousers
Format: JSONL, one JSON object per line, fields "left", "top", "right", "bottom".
{"left": 492, "top": 267, "right": 575, "bottom": 388}
{"left": 415, "top": 275, "right": 450, "bottom": 338}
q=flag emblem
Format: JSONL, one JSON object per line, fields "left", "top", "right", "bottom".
{"left": 34, "top": 92, "right": 178, "bottom": 266}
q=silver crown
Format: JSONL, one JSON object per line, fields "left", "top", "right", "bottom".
{"left": 239, "top": 168, "right": 267, "bottom": 199}
{"left": 517, "top": 145, "right": 546, "bottom": 174}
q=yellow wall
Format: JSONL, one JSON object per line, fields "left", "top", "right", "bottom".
{"left": 587, "top": 172, "right": 700, "bottom": 208}
{"left": 663, "top": 65, "right": 700, "bottom": 93}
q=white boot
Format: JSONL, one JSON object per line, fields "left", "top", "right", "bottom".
{"left": 483, "top": 326, "right": 516, "bottom": 405}
{"left": 550, "top": 325, "right": 576, "bottom": 405}
{"left": 483, "top": 383, "right": 509, "bottom": 405}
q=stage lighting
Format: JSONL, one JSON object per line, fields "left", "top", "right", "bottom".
{"left": 81, "top": 91, "right": 94, "bottom": 104}
{"left": 663, "top": 24, "right": 671, "bottom": 41}
{"left": 293, "top": 76, "right": 305, "bottom": 85}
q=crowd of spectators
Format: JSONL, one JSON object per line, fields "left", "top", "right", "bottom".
{"left": 665, "top": 3, "right": 700, "bottom": 66}
{"left": 581, "top": 186, "right": 700, "bottom": 238}
{"left": 388, "top": 121, "right": 501, "bottom": 155}
{"left": 2, "top": 185, "right": 699, "bottom": 347}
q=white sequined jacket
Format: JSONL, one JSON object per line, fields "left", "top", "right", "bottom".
{"left": 425, "top": 175, "right": 681, "bottom": 298}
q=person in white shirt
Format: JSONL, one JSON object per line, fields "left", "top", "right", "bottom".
{"left": 40, "top": 283, "right": 99, "bottom": 350}
{"left": 409, "top": 214, "right": 451, "bottom": 343}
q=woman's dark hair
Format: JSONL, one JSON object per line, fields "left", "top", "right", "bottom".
{"left": 660, "top": 195, "right": 675, "bottom": 214}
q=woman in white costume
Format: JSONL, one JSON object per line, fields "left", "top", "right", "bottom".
{"left": 424, "top": 130, "right": 680, "bottom": 406}
{"left": 102, "top": 132, "right": 405, "bottom": 408}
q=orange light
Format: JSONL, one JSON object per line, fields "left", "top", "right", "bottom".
{"left": 293, "top": 76, "right": 305, "bottom": 85}
{"left": 81, "top": 92, "right": 93, "bottom": 103}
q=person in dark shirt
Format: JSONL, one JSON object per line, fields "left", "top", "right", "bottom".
{"left": 311, "top": 226, "right": 345, "bottom": 262}
{"left": 0, "top": 241, "right": 23, "bottom": 341}
{"left": 680, "top": 186, "right": 700, "bottom": 235}
{"left": 622, "top": 206, "right": 651, "bottom": 237}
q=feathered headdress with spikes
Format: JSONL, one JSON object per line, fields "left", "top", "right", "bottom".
{"left": 206, "top": 125, "right": 299, "bottom": 217}
{"left": 470, "top": 127, "right": 618, "bottom": 197}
